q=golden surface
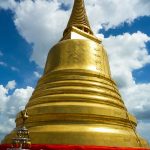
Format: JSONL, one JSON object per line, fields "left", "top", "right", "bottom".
{"left": 63, "top": 0, "right": 93, "bottom": 37}
{"left": 2, "top": 0, "right": 149, "bottom": 148}
{"left": 62, "top": 26, "right": 101, "bottom": 43}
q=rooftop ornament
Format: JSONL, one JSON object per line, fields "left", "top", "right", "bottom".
{"left": 8, "top": 109, "right": 31, "bottom": 150}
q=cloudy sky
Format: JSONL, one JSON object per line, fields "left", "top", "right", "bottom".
{"left": 0, "top": 0, "right": 150, "bottom": 144}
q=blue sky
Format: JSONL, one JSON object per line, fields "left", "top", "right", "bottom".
{"left": 0, "top": 10, "right": 40, "bottom": 88}
{"left": 0, "top": 0, "right": 150, "bottom": 145}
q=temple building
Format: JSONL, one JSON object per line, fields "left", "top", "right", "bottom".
{"left": 2, "top": 0, "right": 149, "bottom": 148}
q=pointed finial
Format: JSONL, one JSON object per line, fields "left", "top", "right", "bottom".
{"left": 21, "top": 109, "right": 29, "bottom": 126}
{"left": 63, "top": 0, "right": 93, "bottom": 36}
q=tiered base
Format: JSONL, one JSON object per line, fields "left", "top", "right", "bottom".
{"left": 0, "top": 144, "right": 150, "bottom": 150}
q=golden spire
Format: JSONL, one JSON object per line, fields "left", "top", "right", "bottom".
{"left": 63, "top": 0, "right": 93, "bottom": 36}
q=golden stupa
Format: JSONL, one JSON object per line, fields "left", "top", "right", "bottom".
{"left": 3, "top": 0, "right": 149, "bottom": 147}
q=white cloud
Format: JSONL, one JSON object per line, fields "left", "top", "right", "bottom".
{"left": 34, "top": 71, "right": 42, "bottom": 78}
{"left": 0, "top": 51, "right": 19, "bottom": 71}
{"left": 0, "top": 0, "right": 16, "bottom": 10}
{"left": 121, "top": 83, "right": 150, "bottom": 120}
{"left": 0, "top": 51, "right": 3, "bottom": 56}
{"left": 0, "top": 61, "right": 7, "bottom": 67}
{"left": 13, "top": 0, "right": 70, "bottom": 67}
{"left": 0, "top": 51, "right": 7, "bottom": 67}
{"left": 137, "top": 121, "right": 150, "bottom": 143}
{"left": 6, "top": 80, "right": 16, "bottom": 90}
{"left": 0, "top": 81, "right": 34, "bottom": 141}
{"left": 0, "top": 85, "right": 9, "bottom": 113}
{"left": 10, "top": 66, "right": 19, "bottom": 72}
{"left": 7, "top": 86, "right": 34, "bottom": 113}
{"left": 86, "top": 0, "right": 150, "bottom": 31}
{"left": 103, "top": 31, "right": 150, "bottom": 89}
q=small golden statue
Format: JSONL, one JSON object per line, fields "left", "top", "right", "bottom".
{"left": 10, "top": 109, "right": 31, "bottom": 150}
{"left": 21, "top": 109, "right": 29, "bottom": 126}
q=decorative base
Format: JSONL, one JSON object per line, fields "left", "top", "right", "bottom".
{"left": 0, "top": 144, "right": 150, "bottom": 150}
{"left": 2, "top": 124, "right": 149, "bottom": 148}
